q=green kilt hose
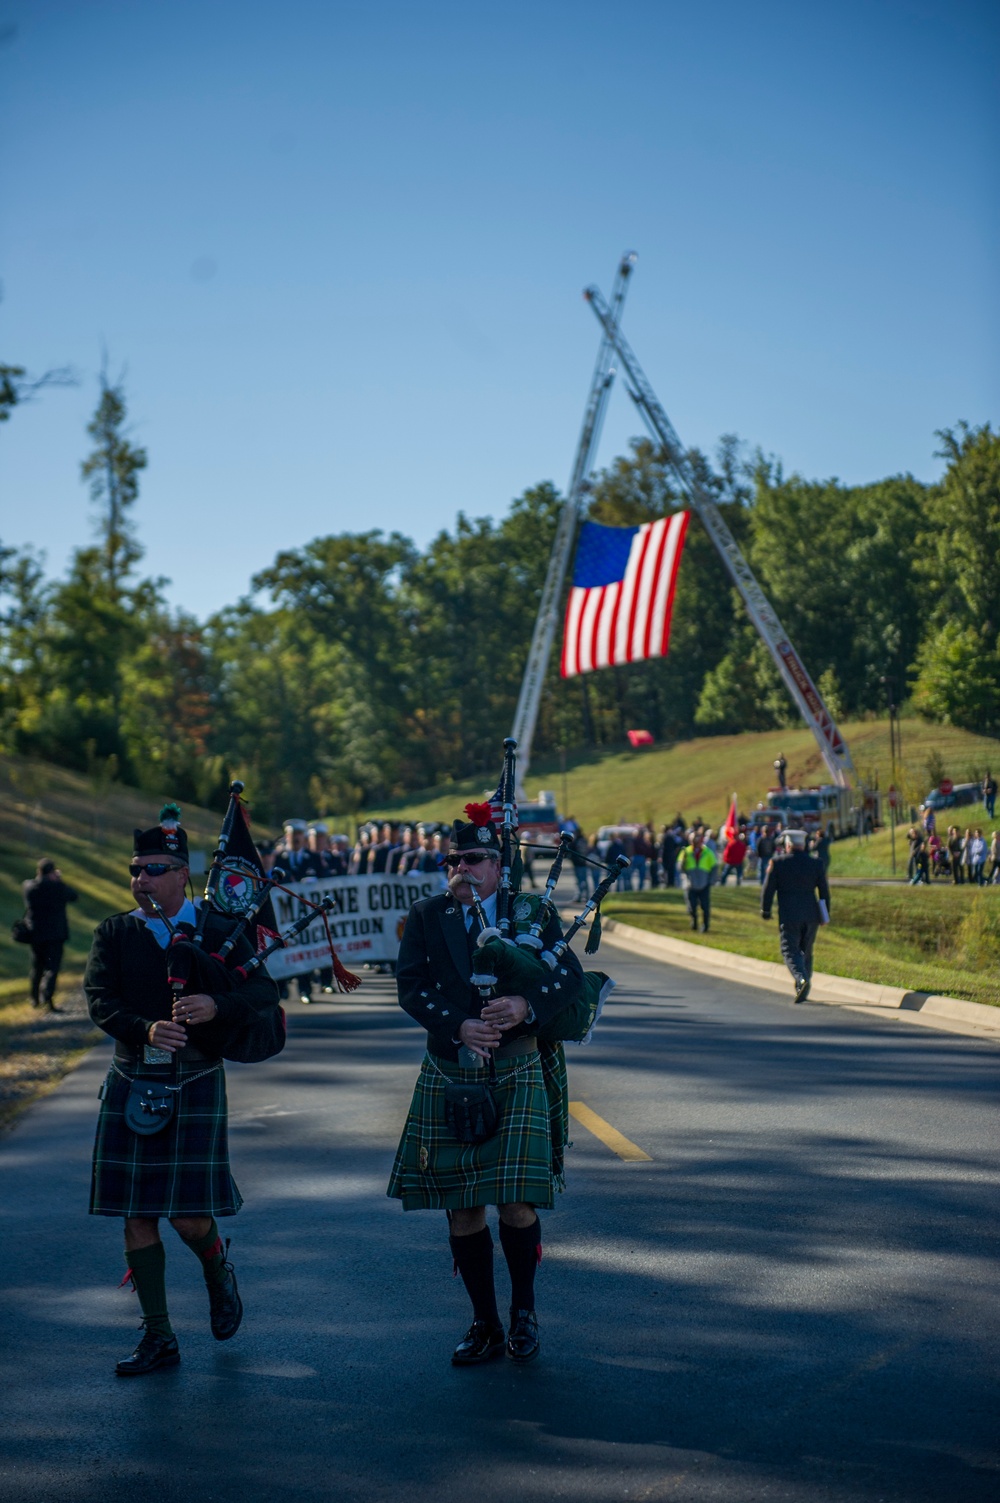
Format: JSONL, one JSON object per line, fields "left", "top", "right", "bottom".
{"left": 91, "top": 1059, "right": 242, "bottom": 1219}
{"left": 388, "top": 1042, "right": 569, "bottom": 1211}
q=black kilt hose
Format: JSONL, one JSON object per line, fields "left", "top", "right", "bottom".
{"left": 387, "top": 891, "right": 582, "bottom": 1213}
{"left": 85, "top": 909, "right": 280, "bottom": 1220}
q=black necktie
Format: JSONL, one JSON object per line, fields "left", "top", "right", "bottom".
{"left": 465, "top": 908, "right": 481, "bottom": 962}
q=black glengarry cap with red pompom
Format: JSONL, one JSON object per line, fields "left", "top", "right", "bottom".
{"left": 452, "top": 801, "right": 500, "bottom": 853}
{"left": 132, "top": 802, "right": 190, "bottom": 862}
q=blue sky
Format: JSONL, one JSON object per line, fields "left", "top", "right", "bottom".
{"left": 1, "top": 0, "right": 997, "bottom": 616}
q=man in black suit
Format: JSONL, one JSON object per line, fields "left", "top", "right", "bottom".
{"left": 278, "top": 819, "right": 313, "bottom": 880}
{"left": 761, "top": 828, "right": 831, "bottom": 1003}
{"left": 22, "top": 859, "right": 78, "bottom": 1010}
{"left": 659, "top": 826, "right": 679, "bottom": 887}
{"left": 369, "top": 822, "right": 399, "bottom": 874}
{"left": 388, "top": 807, "right": 583, "bottom": 1368}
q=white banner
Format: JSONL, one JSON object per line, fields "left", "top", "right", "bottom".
{"left": 264, "top": 871, "right": 447, "bottom": 979}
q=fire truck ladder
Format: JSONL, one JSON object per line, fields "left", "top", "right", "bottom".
{"left": 511, "top": 251, "right": 637, "bottom": 787}
{"left": 584, "top": 282, "right": 856, "bottom": 791}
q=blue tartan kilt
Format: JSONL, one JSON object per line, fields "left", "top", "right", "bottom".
{"left": 387, "top": 1044, "right": 568, "bottom": 1212}
{"left": 89, "top": 1059, "right": 242, "bottom": 1219}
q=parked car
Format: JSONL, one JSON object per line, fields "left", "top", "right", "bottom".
{"left": 920, "top": 782, "right": 982, "bottom": 814}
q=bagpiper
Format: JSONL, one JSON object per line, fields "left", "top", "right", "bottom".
{"left": 387, "top": 802, "right": 585, "bottom": 1367}
{"left": 86, "top": 803, "right": 281, "bottom": 1375}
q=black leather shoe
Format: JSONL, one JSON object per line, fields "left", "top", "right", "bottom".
{"left": 507, "top": 1309, "right": 540, "bottom": 1364}
{"left": 451, "top": 1320, "right": 505, "bottom": 1366}
{"left": 208, "top": 1252, "right": 244, "bottom": 1341}
{"left": 115, "top": 1326, "right": 180, "bottom": 1376}
{"left": 794, "top": 975, "right": 810, "bottom": 1004}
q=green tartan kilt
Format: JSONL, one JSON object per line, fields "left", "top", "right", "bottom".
{"left": 387, "top": 1043, "right": 569, "bottom": 1212}
{"left": 90, "top": 1059, "right": 242, "bottom": 1219}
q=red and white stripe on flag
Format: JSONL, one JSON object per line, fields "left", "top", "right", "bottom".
{"left": 561, "top": 512, "right": 689, "bottom": 678}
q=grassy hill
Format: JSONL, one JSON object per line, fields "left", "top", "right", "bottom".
{"left": 366, "top": 717, "right": 1000, "bottom": 875}
{"left": 0, "top": 757, "right": 280, "bottom": 1128}
{"left": 0, "top": 756, "right": 273, "bottom": 996}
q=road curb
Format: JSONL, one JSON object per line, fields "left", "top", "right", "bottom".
{"left": 597, "top": 917, "right": 1000, "bottom": 1041}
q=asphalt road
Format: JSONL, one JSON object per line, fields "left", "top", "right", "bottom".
{"left": 1, "top": 947, "right": 998, "bottom": 1503}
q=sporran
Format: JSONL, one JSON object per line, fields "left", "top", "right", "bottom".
{"left": 123, "top": 1077, "right": 176, "bottom": 1137}
{"left": 442, "top": 1053, "right": 501, "bottom": 1144}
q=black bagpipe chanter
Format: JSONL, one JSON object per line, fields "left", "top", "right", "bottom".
{"left": 467, "top": 742, "right": 629, "bottom": 1046}
{"left": 150, "top": 782, "right": 360, "bottom": 1063}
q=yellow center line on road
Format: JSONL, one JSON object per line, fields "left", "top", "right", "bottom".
{"left": 568, "top": 1101, "right": 652, "bottom": 1162}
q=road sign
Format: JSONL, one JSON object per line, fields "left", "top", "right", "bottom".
{"left": 939, "top": 778, "right": 953, "bottom": 795}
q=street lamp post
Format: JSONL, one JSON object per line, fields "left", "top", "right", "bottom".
{"left": 881, "top": 675, "right": 898, "bottom": 875}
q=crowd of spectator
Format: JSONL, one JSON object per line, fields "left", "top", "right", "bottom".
{"left": 265, "top": 818, "right": 456, "bottom": 882}
{"left": 906, "top": 812, "right": 1000, "bottom": 886}
{"left": 564, "top": 814, "right": 829, "bottom": 897}
{"left": 265, "top": 798, "right": 1000, "bottom": 900}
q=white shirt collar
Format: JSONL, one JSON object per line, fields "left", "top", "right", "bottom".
{"left": 131, "top": 896, "right": 197, "bottom": 948}
{"left": 461, "top": 889, "right": 497, "bottom": 927}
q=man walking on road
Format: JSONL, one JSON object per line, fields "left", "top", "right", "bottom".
{"left": 678, "top": 830, "right": 717, "bottom": 933}
{"left": 388, "top": 805, "right": 583, "bottom": 1368}
{"left": 21, "top": 859, "right": 78, "bottom": 1010}
{"left": 761, "top": 829, "right": 831, "bottom": 1004}
{"left": 85, "top": 805, "right": 280, "bottom": 1376}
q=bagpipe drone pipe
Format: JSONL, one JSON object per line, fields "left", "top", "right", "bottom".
{"left": 151, "top": 782, "right": 360, "bottom": 1063}
{"left": 469, "top": 742, "right": 630, "bottom": 1046}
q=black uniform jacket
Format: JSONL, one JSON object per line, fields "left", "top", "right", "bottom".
{"left": 397, "top": 891, "right": 584, "bottom": 1063}
{"left": 85, "top": 909, "right": 280, "bottom": 1059}
{"left": 22, "top": 877, "right": 78, "bottom": 943}
{"left": 761, "top": 851, "right": 831, "bottom": 925}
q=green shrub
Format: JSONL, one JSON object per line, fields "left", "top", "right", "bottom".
{"left": 958, "top": 893, "right": 1000, "bottom": 969}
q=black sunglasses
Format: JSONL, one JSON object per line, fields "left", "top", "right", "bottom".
{"left": 129, "top": 862, "right": 184, "bottom": 878}
{"left": 445, "top": 852, "right": 493, "bottom": 868}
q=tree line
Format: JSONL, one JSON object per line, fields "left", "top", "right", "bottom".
{"left": 1, "top": 375, "right": 997, "bottom": 819}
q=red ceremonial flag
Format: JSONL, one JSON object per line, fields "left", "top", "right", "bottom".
{"left": 723, "top": 794, "right": 738, "bottom": 842}
{"left": 562, "top": 512, "right": 689, "bottom": 678}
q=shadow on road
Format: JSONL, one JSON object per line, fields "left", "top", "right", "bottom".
{"left": 1, "top": 976, "right": 997, "bottom": 1502}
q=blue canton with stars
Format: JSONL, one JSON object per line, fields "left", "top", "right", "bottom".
{"left": 571, "top": 521, "right": 638, "bottom": 589}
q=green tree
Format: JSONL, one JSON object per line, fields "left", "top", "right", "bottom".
{"left": 911, "top": 423, "right": 1000, "bottom": 733}
{"left": 0, "top": 374, "right": 161, "bottom": 774}
{"left": 0, "top": 544, "right": 49, "bottom": 750}
{"left": 119, "top": 616, "right": 220, "bottom": 800}
{"left": 695, "top": 613, "right": 793, "bottom": 734}
{"left": 80, "top": 373, "right": 147, "bottom": 595}
{"left": 925, "top": 423, "right": 1000, "bottom": 634}
{"left": 406, "top": 484, "right": 560, "bottom": 784}
{"left": 747, "top": 466, "right": 926, "bottom": 716}
{"left": 911, "top": 621, "right": 1000, "bottom": 734}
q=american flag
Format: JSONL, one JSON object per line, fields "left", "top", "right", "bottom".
{"left": 488, "top": 779, "right": 518, "bottom": 832}
{"left": 561, "top": 513, "right": 689, "bottom": 677}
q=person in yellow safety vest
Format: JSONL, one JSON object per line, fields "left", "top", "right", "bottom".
{"left": 678, "top": 830, "right": 718, "bottom": 933}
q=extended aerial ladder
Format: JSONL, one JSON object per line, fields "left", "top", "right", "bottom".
{"left": 583, "top": 283, "right": 856, "bottom": 790}
{"left": 510, "top": 252, "right": 637, "bottom": 787}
